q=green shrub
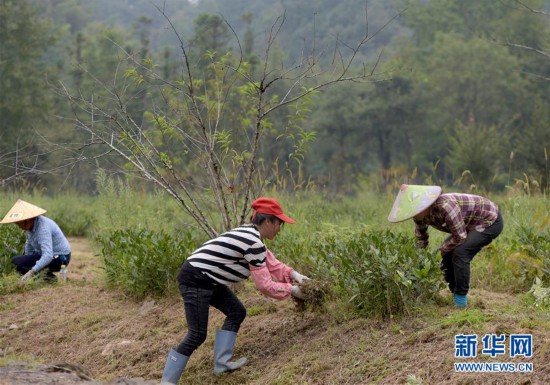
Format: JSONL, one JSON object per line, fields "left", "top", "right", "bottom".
{"left": 471, "top": 243, "right": 519, "bottom": 293}
{"left": 312, "top": 228, "right": 445, "bottom": 318}
{"left": 0, "top": 225, "right": 26, "bottom": 276}
{"left": 97, "top": 229, "right": 199, "bottom": 299}
{"left": 269, "top": 228, "right": 315, "bottom": 275}
{"left": 508, "top": 224, "right": 550, "bottom": 287}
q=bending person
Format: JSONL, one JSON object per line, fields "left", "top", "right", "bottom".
{"left": 388, "top": 185, "right": 503, "bottom": 308}
{"left": 161, "top": 197, "right": 308, "bottom": 384}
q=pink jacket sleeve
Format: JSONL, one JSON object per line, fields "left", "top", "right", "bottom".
{"left": 250, "top": 265, "right": 292, "bottom": 300}
{"left": 265, "top": 249, "right": 294, "bottom": 283}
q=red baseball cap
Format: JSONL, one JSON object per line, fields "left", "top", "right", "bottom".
{"left": 251, "top": 197, "right": 295, "bottom": 224}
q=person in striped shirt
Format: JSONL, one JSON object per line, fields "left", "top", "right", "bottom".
{"left": 0, "top": 199, "right": 71, "bottom": 283}
{"left": 388, "top": 185, "right": 503, "bottom": 308}
{"left": 160, "top": 197, "right": 309, "bottom": 385}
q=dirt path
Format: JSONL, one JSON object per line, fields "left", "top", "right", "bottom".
{"left": 1, "top": 237, "right": 549, "bottom": 384}
{"left": 0, "top": 237, "right": 160, "bottom": 384}
{"left": 64, "top": 237, "right": 104, "bottom": 283}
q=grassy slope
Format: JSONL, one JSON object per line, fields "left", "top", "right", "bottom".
{"left": 0, "top": 237, "right": 549, "bottom": 385}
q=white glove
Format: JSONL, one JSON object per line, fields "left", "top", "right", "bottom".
{"left": 21, "top": 269, "right": 36, "bottom": 282}
{"left": 291, "top": 285, "right": 305, "bottom": 299}
{"left": 291, "top": 270, "right": 310, "bottom": 284}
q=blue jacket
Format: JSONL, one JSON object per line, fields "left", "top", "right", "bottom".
{"left": 25, "top": 216, "right": 71, "bottom": 272}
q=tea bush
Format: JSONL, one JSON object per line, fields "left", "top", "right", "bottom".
{"left": 312, "top": 228, "right": 445, "bottom": 318}
{"left": 0, "top": 224, "right": 26, "bottom": 276}
{"left": 97, "top": 229, "right": 199, "bottom": 299}
{"left": 4, "top": 186, "right": 546, "bottom": 315}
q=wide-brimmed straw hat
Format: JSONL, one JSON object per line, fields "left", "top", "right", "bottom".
{"left": 251, "top": 197, "right": 295, "bottom": 224}
{"left": 0, "top": 199, "right": 46, "bottom": 224}
{"left": 388, "top": 184, "right": 442, "bottom": 223}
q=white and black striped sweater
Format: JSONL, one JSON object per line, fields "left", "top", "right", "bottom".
{"left": 181, "top": 225, "right": 267, "bottom": 286}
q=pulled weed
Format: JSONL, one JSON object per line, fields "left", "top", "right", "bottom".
{"left": 293, "top": 279, "right": 332, "bottom": 313}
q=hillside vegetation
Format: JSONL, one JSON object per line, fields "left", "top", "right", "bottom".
{"left": 0, "top": 191, "right": 549, "bottom": 384}
{"left": 1, "top": 236, "right": 549, "bottom": 384}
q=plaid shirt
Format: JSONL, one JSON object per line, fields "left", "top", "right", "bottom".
{"left": 414, "top": 193, "right": 499, "bottom": 254}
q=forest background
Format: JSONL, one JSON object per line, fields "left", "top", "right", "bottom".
{"left": 1, "top": 0, "right": 549, "bottom": 197}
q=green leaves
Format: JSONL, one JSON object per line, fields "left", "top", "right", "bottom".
{"left": 124, "top": 68, "right": 145, "bottom": 86}
{"left": 93, "top": 208, "right": 444, "bottom": 315}
{"left": 508, "top": 223, "right": 550, "bottom": 287}
{"left": 0, "top": 225, "right": 26, "bottom": 276}
{"left": 313, "top": 229, "right": 445, "bottom": 318}
{"left": 97, "top": 229, "right": 199, "bottom": 299}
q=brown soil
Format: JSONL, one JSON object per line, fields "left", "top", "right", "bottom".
{"left": 1, "top": 237, "right": 549, "bottom": 384}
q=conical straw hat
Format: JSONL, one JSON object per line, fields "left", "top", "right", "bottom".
{"left": 0, "top": 199, "right": 46, "bottom": 224}
{"left": 388, "top": 184, "right": 441, "bottom": 223}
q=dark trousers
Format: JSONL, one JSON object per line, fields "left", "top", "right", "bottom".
{"left": 175, "top": 283, "right": 246, "bottom": 357}
{"left": 12, "top": 253, "right": 71, "bottom": 277}
{"left": 441, "top": 213, "right": 503, "bottom": 295}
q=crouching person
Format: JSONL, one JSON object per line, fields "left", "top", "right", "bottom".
{"left": 1, "top": 199, "right": 71, "bottom": 283}
{"left": 161, "top": 197, "right": 308, "bottom": 384}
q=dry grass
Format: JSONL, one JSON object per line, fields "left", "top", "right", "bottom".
{"left": 1, "top": 237, "right": 549, "bottom": 384}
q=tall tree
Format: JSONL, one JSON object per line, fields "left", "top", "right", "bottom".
{"left": 0, "top": 0, "right": 58, "bottom": 186}
{"left": 418, "top": 34, "right": 526, "bottom": 128}
{"left": 361, "top": 75, "right": 423, "bottom": 170}
{"left": 446, "top": 124, "right": 507, "bottom": 190}
{"left": 51, "top": 24, "right": 141, "bottom": 193}
{"left": 407, "top": 33, "right": 527, "bottom": 182}
{"left": 190, "top": 13, "right": 231, "bottom": 64}
{"left": 397, "top": 0, "right": 548, "bottom": 186}
{"left": 515, "top": 97, "right": 550, "bottom": 192}
{"left": 399, "top": 0, "right": 511, "bottom": 46}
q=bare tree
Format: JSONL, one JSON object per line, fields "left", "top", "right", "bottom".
{"left": 0, "top": 140, "right": 51, "bottom": 188}
{"left": 55, "top": 5, "right": 399, "bottom": 237}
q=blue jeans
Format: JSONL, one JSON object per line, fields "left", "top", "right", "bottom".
{"left": 175, "top": 283, "right": 246, "bottom": 356}
{"left": 441, "top": 213, "right": 504, "bottom": 295}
